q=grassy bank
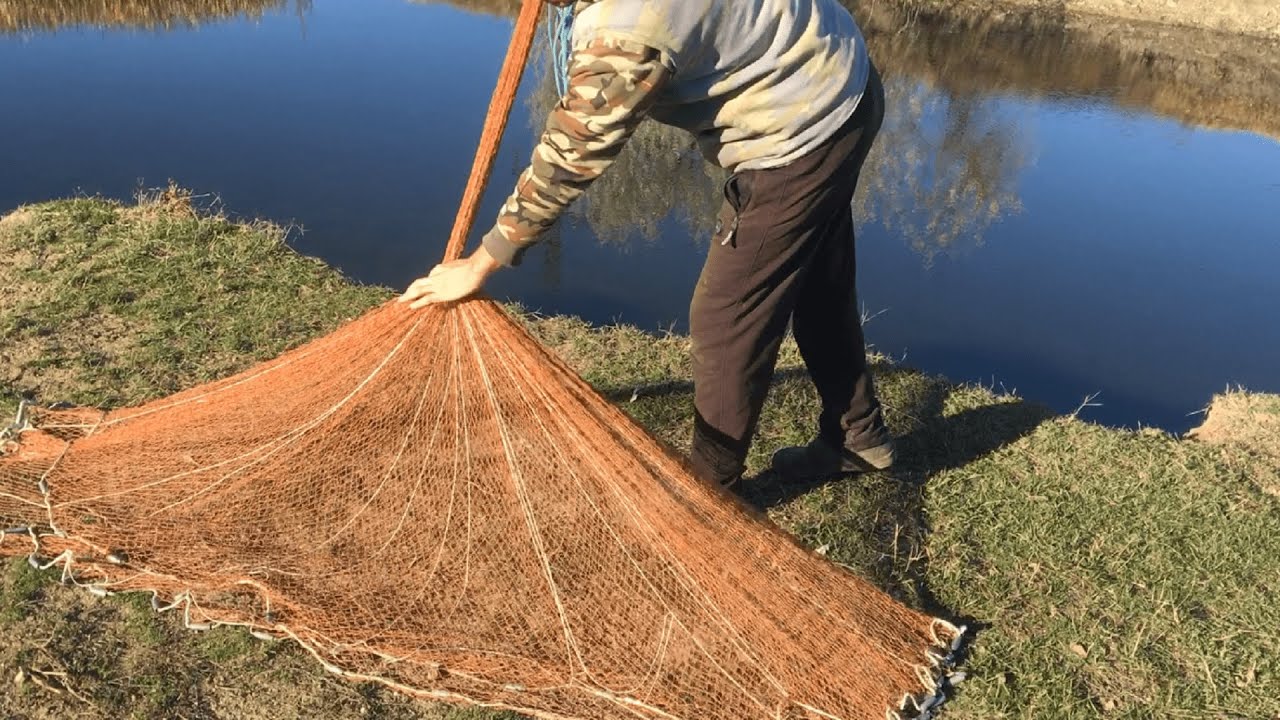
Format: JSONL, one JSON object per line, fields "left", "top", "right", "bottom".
{"left": 1, "top": 196, "right": 1278, "bottom": 719}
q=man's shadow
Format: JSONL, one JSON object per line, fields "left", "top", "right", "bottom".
{"left": 601, "top": 361, "right": 1053, "bottom": 636}
{"left": 742, "top": 364, "right": 1053, "bottom": 505}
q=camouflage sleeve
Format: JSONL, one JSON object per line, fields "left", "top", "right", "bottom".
{"left": 480, "top": 36, "right": 672, "bottom": 266}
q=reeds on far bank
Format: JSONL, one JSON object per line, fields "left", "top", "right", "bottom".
{"left": 0, "top": 0, "right": 301, "bottom": 33}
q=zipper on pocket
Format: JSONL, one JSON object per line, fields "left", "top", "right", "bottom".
{"left": 721, "top": 215, "right": 738, "bottom": 246}
{"left": 720, "top": 173, "right": 743, "bottom": 247}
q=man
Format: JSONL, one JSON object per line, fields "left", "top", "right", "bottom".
{"left": 400, "top": 0, "right": 892, "bottom": 489}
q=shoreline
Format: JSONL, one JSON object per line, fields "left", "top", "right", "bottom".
{"left": 0, "top": 197, "right": 1275, "bottom": 440}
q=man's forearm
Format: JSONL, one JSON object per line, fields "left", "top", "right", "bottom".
{"left": 482, "top": 36, "right": 672, "bottom": 266}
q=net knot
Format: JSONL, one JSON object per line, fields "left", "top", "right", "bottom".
{"left": 1, "top": 399, "right": 32, "bottom": 447}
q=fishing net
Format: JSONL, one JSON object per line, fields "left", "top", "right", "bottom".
{"left": 0, "top": 1, "right": 963, "bottom": 718}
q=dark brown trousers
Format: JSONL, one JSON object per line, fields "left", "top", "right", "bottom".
{"left": 689, "top": 65, "right": 887, "bottom": 487}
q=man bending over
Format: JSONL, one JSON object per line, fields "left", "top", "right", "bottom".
{"left": 401, "top": 0, "right": 893, "bottom": 489}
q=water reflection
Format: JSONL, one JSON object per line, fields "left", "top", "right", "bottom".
{"left": 0, "top": 0, "right": 306, "bottom": 32}
{"left": 855, "top": 81, "right": 1027, "bottom": 263}
{"left": 851, "top": 0, "right": 1280, "bottom": 140}
{"left": 525, "top": 62, "right": 726, "bottom": 247}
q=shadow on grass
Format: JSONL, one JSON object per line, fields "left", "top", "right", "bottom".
{"left": 602, "top": 362, "right": 1053, "bottom": 498}
{"left": 750, "top": 371, "right": 1053, "bottom": 670}
{"left": 598, "top": 367, "right": 812, "bottom": 404}
{"left": 603, "top": 362, "right": 1054, "bottom": 663}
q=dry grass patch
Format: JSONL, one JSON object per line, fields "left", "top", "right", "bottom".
{"left": 1190, "top": 391, "right": 1280, "bottom": 496}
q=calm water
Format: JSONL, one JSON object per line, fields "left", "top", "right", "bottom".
{"left": 2, "top": 0, "right": 1278, "bottom": 431}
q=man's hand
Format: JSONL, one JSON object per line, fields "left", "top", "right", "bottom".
{"left": 398, "top": 246, "right": 502, "bottom": 309}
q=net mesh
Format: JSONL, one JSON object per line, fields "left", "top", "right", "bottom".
{"left": 0, "top": 1, "right": 962, "bottom": 717}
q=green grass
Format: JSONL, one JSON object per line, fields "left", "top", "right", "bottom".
{"left": 0, "top": 556, "right": 53, "bottom": 624}
{"left": 1, "top": 195, "right": 1278, "bottom": 719}
{"left": 0, "top": 186, "right": 387, "bottom": 411}
{"left": 195, "top": 626, "right": 262, "bottom": 664}
{"left": 930, "top": 423, "right": 1280, "bottom": 716}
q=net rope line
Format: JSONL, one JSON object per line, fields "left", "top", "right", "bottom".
{"left": 467, "top": 305, "right": 794, "bottom": 711}
{"left": 0, "top": 1, "right": 967, "bottom": 718}
{"left": 473, "top": 304, "right": 800, "bottom": 703}
{"left": 444, "top": 0, "right": 543, "bottom": 262}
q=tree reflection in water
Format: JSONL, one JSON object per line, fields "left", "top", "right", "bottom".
{"left": 526, "top": 52, "right": 1028, "bottom": 266}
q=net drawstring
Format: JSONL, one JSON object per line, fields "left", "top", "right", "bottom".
{"left": 442, "top": 0, "right": 543, "bottom": 263}
{"left": 547, "top": 3, "right": 576, "bottom": 97}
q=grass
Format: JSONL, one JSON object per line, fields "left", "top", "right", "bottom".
{"left": 0, "top": 186, "right": 386, "bottom": 409}
{"left": 0, "top": 556, "right": 52, "bottom": 624}
{"left": 1, "top": 195, "right": 1278, "bottom": 719}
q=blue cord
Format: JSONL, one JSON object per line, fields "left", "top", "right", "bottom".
{"left": 546, "top": 4, "right": 575, "bottom": 97}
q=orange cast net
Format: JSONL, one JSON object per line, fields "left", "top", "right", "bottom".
{"left": 0, "top": 2, "right": 962, "bottom": 718}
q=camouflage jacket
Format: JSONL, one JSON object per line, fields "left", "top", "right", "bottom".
{"left": 482, "top": 0, "right": 870, "bottom": 266}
